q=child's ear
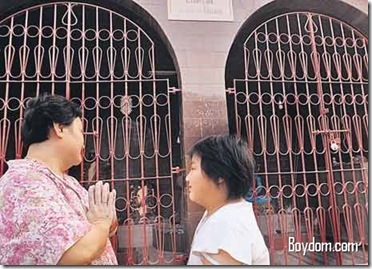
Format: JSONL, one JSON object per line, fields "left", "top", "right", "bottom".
{"left": 217, "top": 178, "right": 225, "bottom": 185}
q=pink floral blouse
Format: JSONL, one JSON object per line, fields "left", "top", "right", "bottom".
{"left": 0, "top": 159, "right": 118, "bottom": 265}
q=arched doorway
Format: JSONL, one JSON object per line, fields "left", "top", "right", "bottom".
{"left": 0, "top": 1, "right": 186, "bottom": 265}
{"left": 225, "top": 0, "right": 368, "bottom": 265}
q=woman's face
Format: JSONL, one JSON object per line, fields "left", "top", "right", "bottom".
{"left": 186, "top": 154, "right": 218, "bottom": 206}
{"left": 62, "top": 117, "right": 85, "bottom": 167}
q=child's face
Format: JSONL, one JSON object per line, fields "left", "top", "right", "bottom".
{"left": 186, "top": 154, "right": 219, "bottom": 206}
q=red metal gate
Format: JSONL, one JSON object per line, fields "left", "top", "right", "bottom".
{"left": 0, "top": 2, "right": 185, "bottom": 265}
{"left": 227, "top": 12, "right": 368, "bottom": 265}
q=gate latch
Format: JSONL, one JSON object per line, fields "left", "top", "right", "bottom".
{"left": 312, "top": 129, "right": 350, "bottom": 152}
{"left": 172, "top": 166, "right": 185, "bottom": 174}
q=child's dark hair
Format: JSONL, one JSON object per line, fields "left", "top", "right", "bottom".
{"left": 188, "top": 134, "right": 255, "bottom": 200}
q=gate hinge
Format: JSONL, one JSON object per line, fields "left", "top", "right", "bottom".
{"left": 169, "top": 87, "right": 181, "bottom": 94}
{"left": 84, "top": 131, "right": 98, "bottom": 137}
{"left": 172, "top": 166, "right": 185, "bottom": 174}
{"left": 226, "top": 87, "right": 235, "bottom": 94}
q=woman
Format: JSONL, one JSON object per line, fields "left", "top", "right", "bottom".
{"left": 186, "top": 134, "right": 270, "bottom": 265}
{"left": 0, "top": 94, "right": 118, "bottom": 265}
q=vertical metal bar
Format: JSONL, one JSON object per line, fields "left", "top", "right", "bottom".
{"left": 65, "top": 3, "right": 72, "bottom": 99}
{"left": 264, "top": 18, "right": 289, "bottom": 265}
{"left": 133, "top": 26, "right": 149, "bottom": 265}
{"left": 15, "top": 10, "right": 29, "bottom": 159}
{"left": 307, "top": 13, "right": 342, "bottom": 265}
{"left": 296, "top": 13, "right": 327, "bottom": 264}
{"left": 329, "top": 17, "right": 363, "bottom": 263}
{"left": 283, "top": 15, "right": 301, "bottom": 260}
{"left": 108, "top": 9, "right": 118, "bottom": 253}
{"left": 252, "top": 28, "right": 276, "bottom": 264}
{"left": 151, "top": 46, "right": 163, "bottom": 264}
{"left": 35, "top": 6, "right": 43, "bottom": 96}
{"left": 293, "top": 14, "right": 313, "bottom": 265}
{"left": 340, "top": 21, "right": 368, "bottom": 262}
{"left": 359, "top": 37, "right": 369, "bottom": 220}
{"left": 168, "top": 83, "right": 177, "bottom": 263}
{"left": 108, "top": 12, "right": 115, "bottom": 189}
{"left": 93, "top": 6, "right": 101, "bottom": 201}
{"left": 50, "top": 4, "right": 57, "bottom": 95}
{"left": 291, "top": 13, "right": 308, "bottom": 264}
{"left": 80, "top": 5, "right": 86, "bottom": 183}
{"left": 122, "top": 17, "right": 134, "bottom": 265}
{"left": 0, "top": 16, "right": 14, "bottom": 174}
{"left": 319, "top": 16, "right": 354, "bottom": 264}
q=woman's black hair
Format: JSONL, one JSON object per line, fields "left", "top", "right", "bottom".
{"left": 21, "top": 94, "right": 82, "bottom": 148}
{"left": 188, "top": 134, "right": 255, "bottom": 200}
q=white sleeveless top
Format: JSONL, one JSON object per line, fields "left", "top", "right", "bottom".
{"left": 187, "top": 201, "right": 270, "bottom": 265}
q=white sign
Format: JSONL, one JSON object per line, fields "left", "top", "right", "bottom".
{"left": 168, "top": 0, "right": 234, "bottom": 22}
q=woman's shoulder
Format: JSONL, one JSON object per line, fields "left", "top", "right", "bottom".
{"left": 1, "top": 167, "right": 49, "bottom": 189}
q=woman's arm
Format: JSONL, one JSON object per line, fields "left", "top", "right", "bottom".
{"left": 109, "top": 214, "right": 119, "bottom": 237}
{"left": 57, "top": 222, "right": 110, "bottom": 265}
{"left": 58, "top": 181, "right": 116, "bottom": 265}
